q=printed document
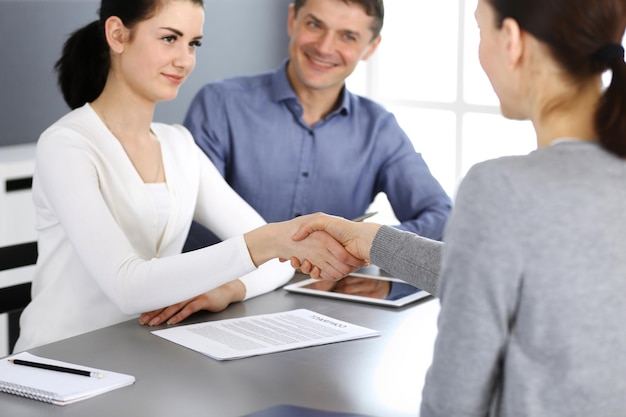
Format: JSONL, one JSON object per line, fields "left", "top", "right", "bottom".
{"left": 152, "top": 309, "right": 380, "bottom": 360}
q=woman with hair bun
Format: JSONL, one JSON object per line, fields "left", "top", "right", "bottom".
{"left": 292, "top": 0, "right": 626, "bottom": 415}
{"left": 420, "top": 0, "right": 626, "bottom": 413}
{"left": 15, "top": 0, "right": 363, "bottom": 352}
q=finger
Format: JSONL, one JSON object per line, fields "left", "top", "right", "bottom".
{"left": 318, "top": 267, "right": 344, "bottom": 281}
{"left": 309, "top": 265, "right": 322, "bottom": 280}
{"left": 315, "top": 233, "right": 367, "bottom": 272}
{"left": 167, "top": 301, "right": 202, "bottom": 325}
{"left": 321, "top": 253, "right": 362, "bottom": 279}
{"left": 326, "top": 241, "right": 367, "bottom": 269}
{"left": 315, "top": 257, "right": 351, "bottom": 281}
{"left": 291, "top": 217, "right": 326, "bottom": 242}
{"left": 300, "top": 259, "right": 313, "bottom": 274}
{"left": 139, "top": 309, "right": 165, "bottom": 325}
{"left": 290, "top": 257, "right": 302, "bottom": 269}
{"left": 148, "top": 303, "right": 186, "bottom": 326}
{"left": 325, "top": 252, "right": 367, "bottom": 279}
{"left": 318, "top": 268, "right": 343, "bottom": 281}
{"left": 300, "top": 247, "right": 352, "bottom": 281}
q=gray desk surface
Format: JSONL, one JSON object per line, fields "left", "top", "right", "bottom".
{"left": 0, "top": 277, "right": 439, "bottom": 417}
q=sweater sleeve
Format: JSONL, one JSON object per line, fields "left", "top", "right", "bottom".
{"left": 370, "top": 226, "right": 442, "bottom": 296}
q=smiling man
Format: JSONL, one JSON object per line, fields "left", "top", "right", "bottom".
{"left": 183, "top": 0, "right": 451, "bottom": 251}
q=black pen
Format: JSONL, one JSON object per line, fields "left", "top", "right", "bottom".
{"left": 351, "top": 211, "right": 378, "bottom": 222}
{"left": 8, "top": 358, "right": 104, "bottom": 379}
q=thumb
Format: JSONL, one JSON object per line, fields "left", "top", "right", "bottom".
{"left": 292, "top": 222, "right": 321, "bottom": 242}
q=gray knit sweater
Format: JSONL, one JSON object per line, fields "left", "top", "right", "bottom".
{"left": 371, "top": 141, "right": 626, "bottom": 416}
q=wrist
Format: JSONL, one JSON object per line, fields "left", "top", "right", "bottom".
{"left": 355, "top": 222, "right": 381, "bottom": 261}
{"left": 224, "top": 279, "right": 246, "bottom": 303}
{"left": 244, "top": 225, "right": 273, "bottom": 267}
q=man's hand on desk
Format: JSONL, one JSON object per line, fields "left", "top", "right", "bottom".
{"left": 139, "top": 279, "right": 246, "bottom": 326}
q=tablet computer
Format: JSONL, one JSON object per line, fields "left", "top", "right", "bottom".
{"left": 283, "top": 266, "right": 431, "bottom": 307}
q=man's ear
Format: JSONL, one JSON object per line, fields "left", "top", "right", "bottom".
{"left": 287, "top": 4, "right": 296, "bottom": 39}
{"left": 104, "top": 16, "right": 128, "bottom": 54}
{"left": 361, "top": 34, "right": 382, "bottom": 61}
{"left": 501, "top": 17, "right": 523, "bottom": 70}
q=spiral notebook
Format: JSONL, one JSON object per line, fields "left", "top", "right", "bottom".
{"left": 0, "top": 352, "right": 135, "bottom": 405}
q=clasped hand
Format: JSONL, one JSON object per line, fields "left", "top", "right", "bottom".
{"left": 287, "top": 213, "right": 380, "bottom": 280}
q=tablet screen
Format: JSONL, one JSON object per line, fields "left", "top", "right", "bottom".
{"left": 284, "top": 269, "right": 431, "bottom": 307}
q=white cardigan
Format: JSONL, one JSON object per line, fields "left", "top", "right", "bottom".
{"left": 15, "top": 104, "right": 293, "bottom": 351}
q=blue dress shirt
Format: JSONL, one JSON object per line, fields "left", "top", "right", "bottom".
{"left": 183, "top": 62, "right": 451, "bottom": 250}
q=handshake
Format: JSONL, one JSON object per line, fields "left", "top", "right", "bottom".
{"left": 244, "top": 213, "right": 383, "bottom": 281}
{"left": 141, "top": 213, "right": 382, "bottom": 327}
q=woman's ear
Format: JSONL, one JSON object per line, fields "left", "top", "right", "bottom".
{"left": 103, "top": 16, "right": 128, "bottom": 54}
{"left": 501, "top": 17, "right": 523, "bottom": 70}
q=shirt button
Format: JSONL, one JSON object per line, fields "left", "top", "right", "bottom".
{"left": 308, "top": 130, "right": 313, "bottom": 136}
{"left": 301, "top": 172, "right": 309, "bottom": 178}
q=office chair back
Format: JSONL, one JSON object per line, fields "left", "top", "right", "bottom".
{"left": 0, "top": 241, "right": 37, "bottom": 352}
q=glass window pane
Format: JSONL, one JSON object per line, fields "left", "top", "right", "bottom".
{"left": 346, "top": 62, "right": 367, "bottom": 97}
{"left": 462, "top": 0, "right": 499, "bottom": 105}
{"left": 375, "top": 0, "right": 459, "bottom": 103}
{"left": 462, "top": 113, "right": 535, "bottom": 176}
{"left": 387, "top": 106, "right": 457, "bottom": 196}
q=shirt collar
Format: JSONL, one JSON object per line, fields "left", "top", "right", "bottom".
{"left": 270, "top": 60, "right": 351, "bottom": 117}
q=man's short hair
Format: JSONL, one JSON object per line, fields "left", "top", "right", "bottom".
{"left": 293, "top": 0, "right": 384, "bottom": 39}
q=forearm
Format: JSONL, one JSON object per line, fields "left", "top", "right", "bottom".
{"left": 369, "top": 226, "right": 442, "bottom": 296}
{"left": 239, "top": 259, "right": 294, "bottom": 300}
{"left": 395, "top": 204, "right": 451, "bottom": 241}
{"left": 220, "top": 279, "right": 247, "bottom": 303}
{"left": 244, "top": 223, "right": 281, "bottom": 267}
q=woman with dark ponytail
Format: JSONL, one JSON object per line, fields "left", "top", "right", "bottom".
{"left": 15, "top": 0, "right": 362, "bottom": 352}
{"left": 418, "top": 0, "right": 626, "bottom": 415}
{"left": 291, "top": 0, "right": 626, "bottom": 415}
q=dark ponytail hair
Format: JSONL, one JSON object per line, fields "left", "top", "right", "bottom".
{"left": 55, "top": 0, "right": 204, "bottom": 110}
{"left": 595, "top": 46, "right": 626, "bottom": 157}
{"left": 487, "top": 0, "right": 626, "bottom": 157}
{"left": 55, "top": 21, "right": 109, "bottom": 110}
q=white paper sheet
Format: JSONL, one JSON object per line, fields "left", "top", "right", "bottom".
{"left": 151, "top": 309, "right": 381, "bottom": 360}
